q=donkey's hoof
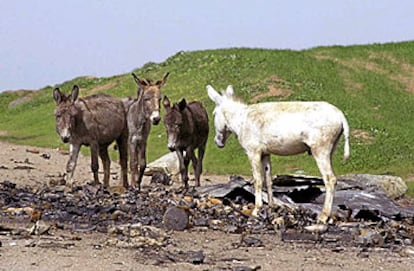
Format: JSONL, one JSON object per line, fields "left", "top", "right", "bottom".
{"left": 251, "top": 207, "right": 260, "bottom": 218}
{"left": 176, "top": 185, "right": 189, "bottom": 194}
{"left": 129, "top": 185, "right": 141, "bottom": 192}
{"left": 317, "top": 213, "right": 329, "bottom": 224}
{"left": 64, "top": 185, "right": 74, "bottom": 194}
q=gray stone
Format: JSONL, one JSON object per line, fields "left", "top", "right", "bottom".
{"left": 339, "top": 174, "right": 408, "bottom": 199}
{"left": 144, "top": 152, "right": 180, "bottom": 180}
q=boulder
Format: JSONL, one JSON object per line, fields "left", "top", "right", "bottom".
{"left": 339, "top": 174, "right": 408, "bottom": 199}
{"left": 144, "top": 152, "right": 180, "bottom": 179}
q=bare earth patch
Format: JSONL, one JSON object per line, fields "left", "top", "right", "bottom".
{"left": 311, "top": 51, "right": 414, "bottom": 94}
{"left": 251, "top": 76, "right": 293, "bottom": 102}
{"left": 88, "top": 82, "right": 119, "bottom": 96}
{"left": 351, "top": 129, "right": 375, "bottom": 145}
{"left": 0, "top": 141, "right": 413, "bottom": 271}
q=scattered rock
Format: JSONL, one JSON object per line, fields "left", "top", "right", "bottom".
{"left": 40, "top": 153, "right": 51, "bottom": 159}
{"left": 240, "top": 235, "right": 263, "bottom": 247}
{"left": 151, "top": 173, "right": 171, "bottom": 186}
{"left": 186, "top": 250, "right": 205, "bottom": 264}
{"left": 29, "top": 220, "right": 51, "bottom": 235}
{"left": 26, "top": 148, "right": 40, "bottom": 154}
{"left": 304, "top": 224, "right": 328, "bottom": 233}
{"left": 107, "top": 223, "right": 169, "bottom": 248}
{"left": 163, "top": 206, "right": 189, "bottom": 231}
{"left": 0, "top": 174, "right": 413, "bottom": 252}
{"left": 233, "top": 266, "right": 261, "bottom": 271}
{"left": 13, "top": 165, "right": 35, "bottom": 170}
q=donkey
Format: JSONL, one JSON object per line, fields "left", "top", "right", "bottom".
{"left": 53, "top": 85, "right": 128, "bottom": 188}
{"left": 125, "top": 72, "right": 169, "bottom": 189}
{"left": 207, "top": 85, "right": 350, "bottom": 223}
{"left": 162, "top": 96, "right": 209, "bottom": 188}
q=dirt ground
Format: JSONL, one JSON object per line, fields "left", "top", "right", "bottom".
{"left": 0, "top": 141, "right": 413, "bottom": 271}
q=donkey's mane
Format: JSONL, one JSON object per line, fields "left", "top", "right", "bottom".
{"left": 222, "top": 92, "right": 246, "bottom": 105}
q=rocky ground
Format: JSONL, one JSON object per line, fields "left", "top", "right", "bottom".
{"left": 0, "top": 141, "right": 413, "bottom": 271}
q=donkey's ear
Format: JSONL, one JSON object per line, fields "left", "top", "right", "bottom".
{"left": 206, "top": 85, "right": 222, "bottom": 105}
{"left": 225, "top": 85, "right": 234, "bottom": 96}
{"left": 162, "top": 95, "right": 171, "bottom": 110}
{"left": 53, "top": 88, "right": 63, "bottom": 104}
{"left": 71, "top": 85, "right": 79, "bottom": 103}
{"left": 178, "top": 98, "right": 187, "bottom": 111}
{"left": 137, "top": 87, "right": 144, "bottom": 102}
{"left": 132, "top": 73, "right": 148, "bottom": 87}
{"left": 156, "top": 72, "right": 170, "bottom": 86}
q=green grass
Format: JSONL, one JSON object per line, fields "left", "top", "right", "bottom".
{"left": 407, "top": 182, "right": 414, "bottom": 198}
{"left": 2, "top": 41, "right": 414, "bottom": 196}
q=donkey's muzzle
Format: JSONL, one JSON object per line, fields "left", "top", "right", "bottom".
{"left": 152, "top": 117, "right": 161, "bottom": 125}
{"left": 168, "top": 143, "right": 176, "bottom": 152}
{"left": 214, "top": 137, "right": 225, "bottom": 148}
{"left": 150, "top": 111, "right": 161, "bottom": 125}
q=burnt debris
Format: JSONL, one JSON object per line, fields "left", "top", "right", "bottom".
{"left": 1, "top": 174, "right": 413, "bottom": 251}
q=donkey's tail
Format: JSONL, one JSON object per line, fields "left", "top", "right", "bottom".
{"left": 341, "top": 113, "right": 350, "bottom": 161}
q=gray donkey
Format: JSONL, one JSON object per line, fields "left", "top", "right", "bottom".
{"left": 124, "top": 72, "right": 169, "bottom": 189}
{"left": 162, "top": 96, "right": 209, "bottom": 188}
{"left": 53, "top": 85, "right": 128, "bottom": 188}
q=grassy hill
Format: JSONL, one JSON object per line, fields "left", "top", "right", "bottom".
{"left": 1, "top": 41, "right": 414, "bottom": 189}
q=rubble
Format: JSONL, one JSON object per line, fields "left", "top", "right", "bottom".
{"left": 0, "top": 174, "right": 413, "bottom": 256}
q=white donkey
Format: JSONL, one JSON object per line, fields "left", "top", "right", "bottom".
{"left": 207, "top": 85, "right": 350, "bottom": 223}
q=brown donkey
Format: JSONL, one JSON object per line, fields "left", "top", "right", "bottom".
{"left": 162, "top": 96, "right": 209, "bottom": 188}
{"left": 53, "top": 85, "right": 128, "bottom": 188}
{"left": 125, "top": 72, "right": 169, "bottom": 189}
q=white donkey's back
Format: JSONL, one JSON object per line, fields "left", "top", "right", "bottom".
{"left": 243, "top": 101, "right": 350, "bottom": 159}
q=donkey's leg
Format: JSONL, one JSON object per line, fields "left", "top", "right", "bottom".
{"left": 90, "top": 143, "right": 100, "bottom": 185}
{"left": 183, "top": 151, "right": 191, "bottom": 186}
{"left": 137, "top": 142, "right": 147, "bottom": 190}
{"left": 187, "top": 148, "right": 198, "bottom": 185}
{"left": 117, "top": 136, "right": 129, "bottom": 188}
{"left": 129, "top": 137, "right": 138, "bottom": 188}
{"left": 312, "top": 149, "right": 337, "bottom": 223}
{"left": 249, "top": 152, "right": 264, "bottom": 217}
{"left": 66, "top": 143, "right": 81, "bottom": 188}
{"left": 262, "top": 154, "right": 293, "bottom": 209}
{"left": 99, "top": 145, "right": 111, "bottom": 188}
{"left": 194, "top": 146, "right": 206, "bottom": 187}
{"left": 262, "top": 154, "right": 274, "bottom": 208}
{"left": 176, "top": 150, "right": 188, "bottom": 188}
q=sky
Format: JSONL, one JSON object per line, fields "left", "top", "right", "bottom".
{"left": 1, "top": 0, "right": 414, "bottom": 91}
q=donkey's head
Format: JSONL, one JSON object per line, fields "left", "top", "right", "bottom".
{"left": 162, "top": 96, "right": 187, "bottom": 151}
{"left": 53, "top": 85, "right": 80, "bottom": 143}
{"left": 132, "top": 72, "right": 169, "bottom": 125}
{"left": 206, "top": 85, "right": 234, "bottom": 148}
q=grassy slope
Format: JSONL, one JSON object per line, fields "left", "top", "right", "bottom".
{"left": 1, "top": 42, "right": 414, "bottom": 189}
